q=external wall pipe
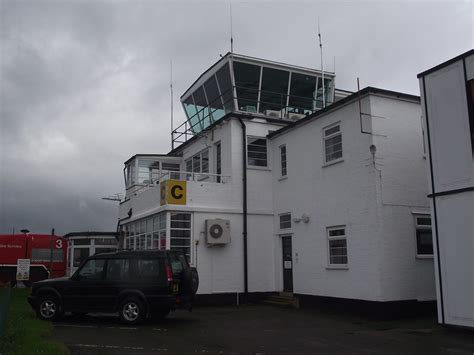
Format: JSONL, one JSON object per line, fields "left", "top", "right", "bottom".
{"left": 238, "top": 118, "right": 249, "bottom": 298}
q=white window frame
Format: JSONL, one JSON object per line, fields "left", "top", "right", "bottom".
{"left": 279, "top": 213, "right": 292, "bottom": 230}
{"left": 215, "top": 141, "right": 222, "bottom": 183}
{"left": 323, "top": 122, "right": 343, "bottom": 165}
{"left": 185, "top": 149, "right": 210, "bottom": 180}
{"left": 414, "top": 214, "right": 433, "bottom": 258}
{"left": 247, "top": 136, "right": 268, "bottom": 168}
{"left": 279, "top": 144, "right": 287, "bottom": 177}
{"left": 327, "top": 226, "right": 348, "bottom": 267}
{"left": 169, "top": 212, "right": 193, "bottom": 265}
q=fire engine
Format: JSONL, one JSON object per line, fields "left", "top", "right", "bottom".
{"left": 0, "top": 234, "right": 68, "bottom": 286}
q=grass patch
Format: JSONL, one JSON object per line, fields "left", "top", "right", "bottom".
{"left": 0, "top": 288, "right": 69, "bottom": 355}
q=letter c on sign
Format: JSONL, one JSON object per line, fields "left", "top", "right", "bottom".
{"left": 171, "top": 185, "right": 183, "bottom": 200}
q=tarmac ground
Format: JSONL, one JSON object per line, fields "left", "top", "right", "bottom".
{"left": 53, "top": 304, "right": 474, "bottom": 355}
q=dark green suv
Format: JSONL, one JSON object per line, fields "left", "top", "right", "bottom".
{"left": 28, "top": 250, "right": 199, "bottom": 324}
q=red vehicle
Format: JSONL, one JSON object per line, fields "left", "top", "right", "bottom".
{"left": 0, "top": 234, "right": 68, "bottom": 287}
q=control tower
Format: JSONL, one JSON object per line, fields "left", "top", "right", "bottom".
{"left": 173, "top": 53, "right": 336, "bottom": 147}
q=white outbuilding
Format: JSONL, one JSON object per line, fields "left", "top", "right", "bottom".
{"left": 418, "top": 49, "right": 474, "bottom": 328}
{"left": 118, "top": 53, "right": 436, "bottom": 310}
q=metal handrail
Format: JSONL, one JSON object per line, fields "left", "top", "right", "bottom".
{"left": 128, "top": 170, "right": 231, "bottom": 197}
{"left": 172, "top": 85, "right": 333, "bottom": 148}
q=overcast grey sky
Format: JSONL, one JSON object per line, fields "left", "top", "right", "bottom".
{"left": 0, "top": 0, "right": 472, "bottom": 235}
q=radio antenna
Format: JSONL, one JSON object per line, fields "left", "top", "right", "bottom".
{"left": 318, "top": 21, "right": 325, "bottom": 108}
{"left": 230, "top": 2, "right": 234, "bottom": 54}
{"left": 170, "top": 60, "right": 174, "bottom": 150}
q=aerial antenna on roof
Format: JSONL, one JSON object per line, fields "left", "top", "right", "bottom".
{"left": 230, "top": 2, "right": 234, "bottom": 55}
{"left": 318, "top": 21, "right": 325, "bottom": 109}
{"left": 170, "top": 60, "right": 174, "bottom": 150}
{"left": 102, "top": 193, "right": 123, "bottom": 202}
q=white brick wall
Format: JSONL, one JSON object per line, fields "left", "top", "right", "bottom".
{"left": 120, "top": 92, "right": 436, "bottom": 303}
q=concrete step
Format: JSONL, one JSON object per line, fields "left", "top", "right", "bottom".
{"left": 262, "top": 294, "right": 299, "bottom": 308}
{"left": 262, "top": 299, "right": 294, "bottom": 308}
{"left": 269, "top": 295, "right": 295, "bottom": 302}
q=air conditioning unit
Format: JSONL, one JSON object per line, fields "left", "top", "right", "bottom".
{"left": 264, "top": 110, "right": 281, "bottom": 118}
{"left": 206, "top": 219, "right": 231, "bottom": 245}
{"left": 287, "top": 113, "right": 305, "bottom": 121}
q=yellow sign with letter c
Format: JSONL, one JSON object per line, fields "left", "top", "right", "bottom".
{"left": 160, "top": 180, "right": 186, "bottom": 205}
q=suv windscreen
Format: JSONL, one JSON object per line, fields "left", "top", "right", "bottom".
{"left": 105, "top": 259, "right": 130, "bottom": 280}
{"left": 77, "top": 259, "right": 105, "bottom": 280}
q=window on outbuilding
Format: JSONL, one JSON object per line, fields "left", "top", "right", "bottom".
{"left": 415, "top": 215, "right": 433, "bottom": 257}
{"left": 327, "top": 227, "right": 347, "bottom": 265}
{"left": 247, "top": 137, "right": 267, "bottom": 167}
{"left": 323, "top": 123, "right": 343, "bottom": 164}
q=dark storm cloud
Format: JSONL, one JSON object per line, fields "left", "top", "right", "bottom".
{"left": 0, "top": 0, "right": 472, "bottom": 235}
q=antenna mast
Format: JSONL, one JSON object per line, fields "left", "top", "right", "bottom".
{"left": 318, "top": 23, "right": 325, "bottom": 109}
{"left": 230, "top": 3, "right": 234, "bottom": 55}
{"left": 170, "top": 60, "right": 174, "bottom": 150}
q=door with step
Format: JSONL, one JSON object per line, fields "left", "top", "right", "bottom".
{"left": 282, "top": 236, "right": 293, "bottom": 292}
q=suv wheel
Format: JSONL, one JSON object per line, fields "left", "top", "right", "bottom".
{"left": 119, "top": 298, "right": 145, "bottom": 325}
{"left": 37, "top": 295, "right": 62, "bottom": 321}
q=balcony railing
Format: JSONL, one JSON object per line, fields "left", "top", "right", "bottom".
{"left": 126, "top": 170, "right": 231, "bottom": 197}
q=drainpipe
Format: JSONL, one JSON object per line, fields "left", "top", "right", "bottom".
{"left": 238, "top": 118, "right": 249, "bottom": 300}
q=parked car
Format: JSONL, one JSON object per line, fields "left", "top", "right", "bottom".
{"left": 27, "top": 250, "right": 199, "bottom": 324}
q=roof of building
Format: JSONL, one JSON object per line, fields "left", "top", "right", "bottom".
{"left": 417, "top": 49, "right": 474, "bottom": 78}
{"left": 123, "top": 154, "right": 181, "bottom": 165}
{"left": 267, "top": 86, "right": 420, "bottom": 139}
{"left": 181, "top": 52, "right": 336, "bottom": 100}
{"left": 63, "top": 231, "right": 118, "bottom": 238}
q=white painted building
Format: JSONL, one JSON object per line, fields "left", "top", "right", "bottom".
{"left": 118, "top": 53, "right": 435, "bottom": 307}
{"left": 418, "top": 49, "right": 474, "bottom": 328}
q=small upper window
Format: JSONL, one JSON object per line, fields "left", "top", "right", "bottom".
{"left": 279, "top": 213, "right": 291, "bottom": 229}
{"left": 280, "top": 145, "right": 287, "bottom": 177}
{"left": 248, "top": 137, "right": 267, "bottom": 167}
{"left": 323, "top": 124, "right": 342, "bottom": 163}
{"left": 415, "top": 215, "right": 433, "bottom": 257}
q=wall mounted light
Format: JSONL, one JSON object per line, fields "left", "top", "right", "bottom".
{"left": 293, "top": 214, "right": 310, "bottom": 224}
